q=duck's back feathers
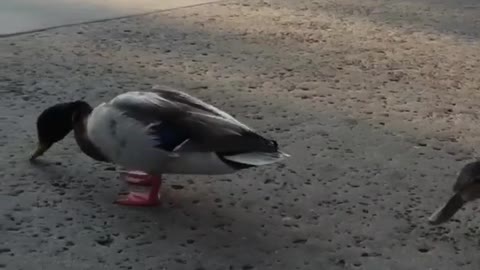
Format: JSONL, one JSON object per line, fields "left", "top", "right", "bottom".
{"left": 109, "top": 89, "right": 280, "bottom": 154}
{"left": 87, "top": 88, "right": 287, "bottom": 174}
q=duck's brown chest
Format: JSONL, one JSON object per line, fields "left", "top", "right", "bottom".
{"left": 73, "top": 120, "right": 109, "bottom": 162}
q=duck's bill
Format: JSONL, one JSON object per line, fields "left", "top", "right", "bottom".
{"left": 428, "top": 192, "right": 465, "bottom": 225}
{"left": 29, "top": 143, "right": 51, "bottom": 161}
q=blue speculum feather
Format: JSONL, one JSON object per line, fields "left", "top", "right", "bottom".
{"left": 150, "top": 123, "right": 189, "bottom": 151}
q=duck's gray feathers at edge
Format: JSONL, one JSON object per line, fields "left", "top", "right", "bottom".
{"left": 453, "top": 161, "right": 480, "bottom": 192}
{"left": 428, "top": 161, "right": 480, "bottom": 225}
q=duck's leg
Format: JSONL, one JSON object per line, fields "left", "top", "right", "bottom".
{"left": 121, "top": 170, "right": 154, "bottom": 186}
{"left": 115, "top": 175, "right": 162, "bottom": 206}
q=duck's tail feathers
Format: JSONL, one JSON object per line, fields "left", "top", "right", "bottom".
{"left": 428, "top": 192, "right": 466, "bottom": 225}
{"left": 222, "top": 151, "right": 290, "bottom": 166}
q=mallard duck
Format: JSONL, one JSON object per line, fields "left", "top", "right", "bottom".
{"left": 30, "top": 87, "right": 289, "bottom": 206}
{"left": 428, "top": 161, "right": 480, "bottom": 225}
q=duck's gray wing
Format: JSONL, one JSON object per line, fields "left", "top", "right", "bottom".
{"left": 109, "top": 91, "right": 279, "bottom": 154}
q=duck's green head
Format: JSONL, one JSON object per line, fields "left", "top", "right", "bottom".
{"left": 30, "top": 101, "right": 91, "bottom": 161}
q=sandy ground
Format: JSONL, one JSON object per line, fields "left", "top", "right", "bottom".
{"left": 1, "top": 0, "right": 480, "bottom": 269}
